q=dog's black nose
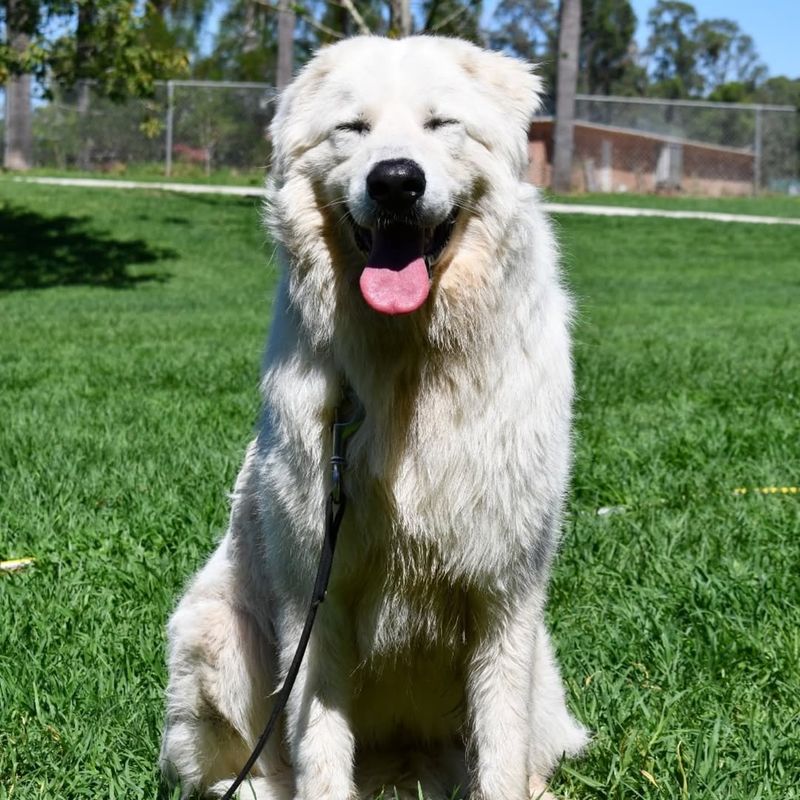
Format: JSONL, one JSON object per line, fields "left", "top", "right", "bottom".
{"left": 367, "top": 159, "right": 426, "bottom": 212}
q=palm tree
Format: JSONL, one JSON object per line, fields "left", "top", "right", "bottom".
{"left": 276, "top": 0, "right": 295, "bottom": 89}
{"left": 552, "top": 0, "right": 581, "bottom": 192}
{"left": 389, "top": 0, "right": 412, "bottom": 36}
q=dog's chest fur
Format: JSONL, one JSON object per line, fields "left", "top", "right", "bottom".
{"left": 342, "top": 503, "right": 471, "bottom": 659}
{"left": 336, "top": 493, "right": 473, "bottom": 742}
{"left": 326, "top": 363, "right": 561, "bottom": 663}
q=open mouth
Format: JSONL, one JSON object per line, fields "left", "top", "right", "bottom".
{"left": 346, "top": 208, "right": 458, "bottom": 315}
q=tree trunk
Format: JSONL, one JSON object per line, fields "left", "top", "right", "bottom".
{"left": 3, "top": 0, "right": 34, "bottom": 170}
{"left": 75, "top": 81, "right": 94, "bottom": 170}
{"left": 552, "top": 0, "right": 581, "bottom": 193}
{"left": 75, "top": 0, "right": 95, "bottom": 169}
{"left": 276, "top": 0, "right": 295, "bottom": 90}
{"left": 4, "top": 69, "right": 33, "bottom": 170}
{"left": 242, "top": 0, "right": 259, "bottom": 55}
{"left": 389, "top": 0, "right": 412, "bottom": 37}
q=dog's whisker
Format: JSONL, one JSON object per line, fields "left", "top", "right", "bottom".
{"left": 453, "top": 199, "right": 481, "bottom": 215}
{"left": 319, "top": 196, "right": 349, "bottom": 211}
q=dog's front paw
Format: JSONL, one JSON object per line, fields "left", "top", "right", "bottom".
{"left": 293, "top": 791, "right": 357, "bottom": 800}
{"left": 293, "top": 771, "right": 357, "bottom": 800}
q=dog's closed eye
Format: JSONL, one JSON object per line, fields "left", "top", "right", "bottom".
{"left": 424, "top": 117, "right": 460, "bottom": 131}
{"left": 335, "top": 120, "right": 371, "bottom": 134}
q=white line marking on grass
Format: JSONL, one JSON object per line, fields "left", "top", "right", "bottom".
{"left": 543, "top": 202, "right": 800, "bottom": 226}
{"left": 13, "top": 176, "right": 800, "bottom": 226}
{"left": 15, "top": 176, "right": 265, "bottom": 197}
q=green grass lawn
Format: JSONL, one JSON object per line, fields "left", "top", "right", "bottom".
{"left": 1, "top": 183, "right": 798, "bottom": 799}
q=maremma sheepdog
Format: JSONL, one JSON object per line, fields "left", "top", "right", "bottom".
{"left": 161, "top": 35, "right": 588, "bottom": 800}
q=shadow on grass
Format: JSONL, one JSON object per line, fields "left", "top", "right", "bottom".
{"left": 0, "top": 203, "right": 176, "bottom": 291}
{"left": 155, "top": 778, "right": 182, "bottom": 800}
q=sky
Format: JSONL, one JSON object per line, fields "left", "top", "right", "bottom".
{"left": 628, "top": 0, "right": 800, "bottom": 79}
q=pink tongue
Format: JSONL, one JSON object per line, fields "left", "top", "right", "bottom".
{"left": 359, "top": 227, "right": 429, "bottom": 315}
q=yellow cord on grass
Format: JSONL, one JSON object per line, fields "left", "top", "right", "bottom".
{"left": 0, "top": 557, "right": 36, "bottom": 571}
{"left": 733, "top": 486, "right": 799, "bottom": 495}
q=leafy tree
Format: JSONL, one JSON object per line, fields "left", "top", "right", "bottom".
{"left": 488, "top": 0, "right": 643, "bottom": 99}
{"left": 754, "top": 76, "right": 800, "bottom": 109}
{"left": 194, "top": 0, "right": 277, "bottom": 80}
{"left": 644, "top": 3, "right": 770, "bottom": 99}
{"left": 580, "top": 0, "right": 637, "bottom": 95}
{"left": 1, "top": 1, "right": 190, "bottom": 98}
{"left": 0, "top": 0, "right": 44, "bottom": 83}
{"left": 488, "top": 0, "right": 558, "bottom": 93}
{"left": 265, "top": 0, "right": 483, "bottom": 73}
{"left": 420, "top": 0, "right": 482, "bottom": 41}
{"left": 295, "top": 0, "right": 383, "bottom": 56}
{"left": 48, "top": 1, "right": 188, "bottom": 99}
{"left": 607, "top": 39, "right": 648, "bottom": 96}
{"left": 2, "top": 0, "right": 189, "bottom": 169}
{"left": 151, "top": 0, "right": 214, "bottom": 60}
{"left": 644, "top": 0, "right": 699, "bottom": 97}
{"left": 694, "top": 18, "right": 766, "bottom": 95}
{"left": 706, "top": 80, "right": 748, "bottom": 104}
{"left": 198, "top": 0, "right": 389, "bottom": 81}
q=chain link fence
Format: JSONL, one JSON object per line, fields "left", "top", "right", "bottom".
{"left": 1, "top": 80, "right": 277, "bottom": 179}
{"left": 2, "top": 81, "right": 798, "bottom": 195}
{"left": 529, "top": 95, "right": 799, "bottom": 196}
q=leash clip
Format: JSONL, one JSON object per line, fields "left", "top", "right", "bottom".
{"left": 330, "top": 394, "right": 365, "bottom": 505}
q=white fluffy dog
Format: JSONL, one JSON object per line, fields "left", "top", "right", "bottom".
{"left": 160, "top": 35, "right": 587, "bottom": 800}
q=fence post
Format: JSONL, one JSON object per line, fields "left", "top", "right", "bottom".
{"left": 753, "top": 105, "right": 763, "bottom": 195}
{"left": 165, "top": 80, "right": 174, "bottom": 177}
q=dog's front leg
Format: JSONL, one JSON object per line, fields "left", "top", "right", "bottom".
{"left": 467, "top": 590, "right": 542, "bottom": 800}
{"left": 278, "top": 598, "right": 356, "bottom": 800}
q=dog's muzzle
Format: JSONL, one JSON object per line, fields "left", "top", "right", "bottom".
{"left": 346, "top": 161, "right": 458, "bottom": 316}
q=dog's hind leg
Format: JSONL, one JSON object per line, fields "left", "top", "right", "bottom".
{"left": 160, "top": 490, "right": 290, "bottom": 800}
{"left": 161, "top": 443, "right": 291, "bottom": 799}
{"left": 160, "top": 538, "right": 289, "bottom": 800}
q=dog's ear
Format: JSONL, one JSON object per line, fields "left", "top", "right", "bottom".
{"left": 268, "top": 82, "right": 298, "bottom": 184}
{"left": 455, "top": 43, "right": 543, "bottom": 135}
{"left": 268, "top": 48, "right": 337, "bottom": 183}
{"left": 269, "top": 81, "right": 306, "bottom": 183}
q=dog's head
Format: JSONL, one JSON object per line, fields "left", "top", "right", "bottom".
{"left": 267, "top": 36, "right": 541, "bottom": 348}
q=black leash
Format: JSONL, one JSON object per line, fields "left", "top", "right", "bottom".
{"left": 220, "top": 399, "right": 364, "bottom": 800}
